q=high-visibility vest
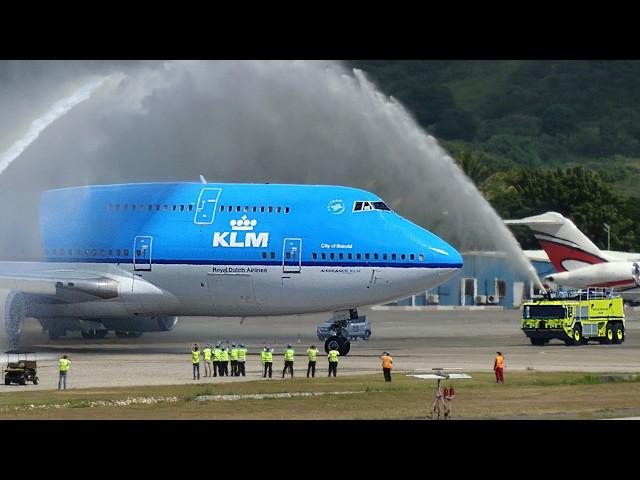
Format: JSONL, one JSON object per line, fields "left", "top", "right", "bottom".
{"left": 264, "top": 351, "right": 273, "bottom": 362}
{"left": 203, "top": 348, "right": 212, "bottom": 361}
{"left": 284, "top": 349, "right": 295, "bottom": 362}
{"left": 192, "top": 350, "right": 201, "bottom": 364}
{"left": 328, "top": 350, "right": 339, "bottom": 363}
{"left": 213, "top": 348, "right": 222, "bottom": 361}
{"left": 307, "top": 348, "right": 318, "bottom": 362}
{"left": 230, "top": 348, "right": 239, "bottom": 361}
{"left": 238, "top": 348, "right": 247, "bottom": 361}
{"left": 59, "top": 358, "right": 70, "bottom": 372}
{"left": 261, "top": 350, "right": 267, "bottom": 364}
{"left": 382, "top": 355, "right": 393, "bottom": 369}
{"left": 220, "top": 349, "right": 229, "bottom": 361}
{"left": 496, "top": 355, "right": 504, "bottom": 369}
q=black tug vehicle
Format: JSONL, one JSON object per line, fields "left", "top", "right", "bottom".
{"left": 3, "top": 351, "right": 39, "bottom": 385}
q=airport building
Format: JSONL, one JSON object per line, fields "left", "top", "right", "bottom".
{"left": 385, "top": 251, "right": 554, "bottom": 308}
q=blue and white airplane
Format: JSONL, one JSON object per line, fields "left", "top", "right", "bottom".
{"left": 0, "top": 181, "right": 462, "bottom": 353}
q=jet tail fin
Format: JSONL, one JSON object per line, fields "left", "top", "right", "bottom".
{"left": 504, "top": 212, "right": 608, "bottom": 272}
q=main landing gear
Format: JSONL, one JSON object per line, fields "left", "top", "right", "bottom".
{"left": 323, "top": 309, "right": 360, "bottom": 356}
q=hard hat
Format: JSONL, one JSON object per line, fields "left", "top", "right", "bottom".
{"left": 240, "top": 343, "right": 245, "bottom": 347}
{"left": 287, "top": 343, "right": 292, "bottom": 348}
{"left": 383, "top": 351, "right": 389, "bottom": 355}
{"left": 232, "top": 343, "right": 236, "bottom": 347}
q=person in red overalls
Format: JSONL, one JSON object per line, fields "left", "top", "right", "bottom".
{"left": 494, "top": 351, "right": 505, "bottom": 383}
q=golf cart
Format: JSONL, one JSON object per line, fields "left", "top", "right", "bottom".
{"left": 3, "top": 350, "right": 39, "bottom": 385}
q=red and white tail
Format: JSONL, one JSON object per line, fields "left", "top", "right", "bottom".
{"left": 505, "top": 212, "right": 609, "bottom": 272}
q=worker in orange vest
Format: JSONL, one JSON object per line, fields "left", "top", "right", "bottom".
{"left": 494, "top": 351, "right": 505, "bottom": 383}
{"left": 381, "top": 351, "right": 393, "bottom": 382}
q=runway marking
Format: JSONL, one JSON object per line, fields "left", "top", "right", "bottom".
{"left": 195, "top": 391, "right": 365, "bottom": 401}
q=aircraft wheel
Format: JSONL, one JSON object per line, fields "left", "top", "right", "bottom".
{"left": 363, "top": 330, "right": 371, "bottom": 340}
{"left": 325, "top": 336, "right": 340, "bottom": 354}
{"left": 95, "top": 329, "right": 108, "bottom": 339}
{"left": 33, "top": 377, "right": 39, "bottom": 385}
{"left": 338, "top": 338, "right": 351, "bottom": 356}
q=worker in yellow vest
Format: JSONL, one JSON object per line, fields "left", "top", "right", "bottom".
{"left": 282, "top": 343, "right": 295, "bottom": 378}
{"left": 191, "top": 344, "right": 201, "bottom": 380}
{"left": 230, "top": 343, "right": 239, "bottom": 376}
{"left": 494, "top": 351, "right": 505, "bottom": 383}
{"left": 328, "top": 347, "right": 339, "bottom": 377}
{"left": 237, "top": 343, "right": 247, "bottom": 377}
{"left": 213, "top": 343, "right": 222, "bottom": 377}
{"left": 263, "top": 346, "right": 273, "bottom": 378}
{"left": 203, "top": 343, "right": 213, "bottom": 377}
{"left": 58, "top": 354, "right": 70, "bottom": 390}
{"left": 381, "top": 351, "right": 393, "bottom": 382}
{"left": 220, "top": 346, "right": 230, "bottom": 376}
{"left": 306, "top": 345, "right": 318, "bottom": 378}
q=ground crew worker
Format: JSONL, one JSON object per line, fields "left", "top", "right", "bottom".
{"left": 203, "top": 343, "right": 213, "bottom": 377}
{"left": 494, "top": 351, "right": 505, "bottom": 383}
{"left": 213, "top": 343, "right": 222, "bottom": 377}
{"left": 58, "top": 354, "right": 70, "bottom": 390}
{"left": 230, "top": 343, "right": 239, "bottom": 376}
{"left": 381, "top": 351, "right": 393, "bottom": 382}
{"left": 192, "top": 344, "right": 201, "bottom": 380}
{"left": 220, "top": 346, "right": 230, "bottom": 376}
{"left": 237, "top": 343, "right": 247, "bottom": 376}
{"left": 263, "top": 346, "right": 273, "bottom": 378}
{"left": 328, "top": 347, "right": 339, "bottom": 377}
{"left": 282, "top": 343, "right": 295, "bottom": 378}
{"left": 261, "top": 346, "right": 268, "bottom": 377}
{"left": 306, "top": 345, "right": 318, "bottom": 378}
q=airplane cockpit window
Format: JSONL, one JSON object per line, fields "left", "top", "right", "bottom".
{"left": 353, "top": 201, "right": 391, "bottom": 212}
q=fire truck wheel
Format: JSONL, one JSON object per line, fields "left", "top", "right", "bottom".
{"left": 613, "top": 323, "right": 624, "bottom": 344}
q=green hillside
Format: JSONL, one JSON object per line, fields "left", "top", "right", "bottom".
{"left": 348, "top": 60, "right": 640, "bottom": 251}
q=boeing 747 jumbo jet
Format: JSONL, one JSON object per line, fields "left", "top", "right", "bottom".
{"left": 0, "top": 181, "right": 463, "bottom": 353}
{"left": 505, "top": 212, "right": 640, "bottom": 301}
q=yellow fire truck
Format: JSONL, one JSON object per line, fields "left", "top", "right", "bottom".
{"left": 521, "top": 288, "right": 625, "bottom": 346}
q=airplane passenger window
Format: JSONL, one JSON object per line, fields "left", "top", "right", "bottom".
{"left": 148, "top": 205, "right": 153, "bottom": 211}
{"left": 270, "top": 252, "right": 275, "bottom": 259}
{"left": 109, "top": 249, "right": 113, "bottom": 256}
{"left": 108, "top": 204, "right": 113, "bottom": 210}
{"left": 236, "top": 206, "right": 241, "bottom": 212}
{"left": 353, "top": 201, "right": 363, "bottom": 211}
{"left": 383, "top": 253, "right": 388, "bottom": 260}
{"left": 124, "top": 249, "right": 130, "bottom": 257}
{"left": 268, "top": 207, "right": 273, "bottom": 213}
{"left": 365, "top": 253, "right": 370, "bottom": 260}
{"left": 321, "top": 253, "right": 326, "bottom": 260}
{"left": 228, "top": 206, "right": 233, "bottom": 212}
{"left": 156, "top": 205, "right": 161, "bottom": 211}
{"left": 312, "top": 253, "right": 317, "bottom": 260}
{"left": 356, "top": 253, "right": 361, "bottom": 260}
{"left": 92, "top": 249, "right": 97, "bottom": 257}
{"left": 244, "top": 206, "right": 249, "bottom": 212}
{"left": 100, "top": 249, "right": 106, "bottom": 257}
{"left": 132, "top": 205, "right": 137, "bottom": 211}
{"left": 172, "top": 205, "right": 176, "bottom": 211}
{"left": 285, "top": 207, "right": 290, "bottom": 214}
{"left": 374, "top": 253, "right": 379, "bottom": 260}
{"left": 401, "top": 254, "right": 406, "bottom": 260}
{"left": 330, "top": 253, "right": 335, "bottom": 260}
{"left": 339, "top": 253, "right": 344, "bottom": 260}
{"left": 419, "top": 254, "right": 425, "bottom": 261}
{"left": 123, "top": 204, "right": 128, "bottom": 211}
{"left": 410, "top": 254, "right": 415, "bottom": 260}
{"left": 285, "top": 252, "right": 291, "bottom": 259}
{"left": 116, "top": 249, "right": 121, "bottom": 256}
{"left": 180, "top": 205, "right": 185, "bottom": 211}
{"left": 276, "top": 207, "right": 282, "bottom": 213}
{"left": 392, "top": 254, "right": 397, "bottom": 260}
{"left": 252, "top": 207, "right": 257, "bottom": 213}
{"left": 260, "top": 207, "right": 265, "bottom": 213}
{"left": 348, "top": 253, "right": 353, "bottom": 260}
{"left": 262, "top": 252, "right": 267, "bottom": 259}
{"left": 136, "top": 250, "right": 141, "bottom": 257}
{"left": 189, "top": 205, "right": 194, "bottom": 212}
{"left": 115, "top": 204, "right": 120, "bottom": 211}
{"left": 163, "top": 205, "right": 169, "bottom": 211}
{"left": 84, "top": 249, "right": 89, "bottom": 256}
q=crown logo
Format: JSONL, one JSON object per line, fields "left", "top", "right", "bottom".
{"left": 230, "top": 215, "right": 257, "bottom": 231}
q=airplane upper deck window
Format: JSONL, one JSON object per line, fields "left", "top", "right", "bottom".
{"left": 353, "top": 201, "right": 391, "bottom": 212}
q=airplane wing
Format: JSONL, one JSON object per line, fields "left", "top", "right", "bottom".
{"left": 0, "top": 262, "right": 119, "bottom": 299}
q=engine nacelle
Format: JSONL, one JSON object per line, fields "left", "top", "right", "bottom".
{"left": 543, "top": 262, "right": 640, "bottom": 289}
{"left": 99, "top": 316, "right": 178, "bottom": 333}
